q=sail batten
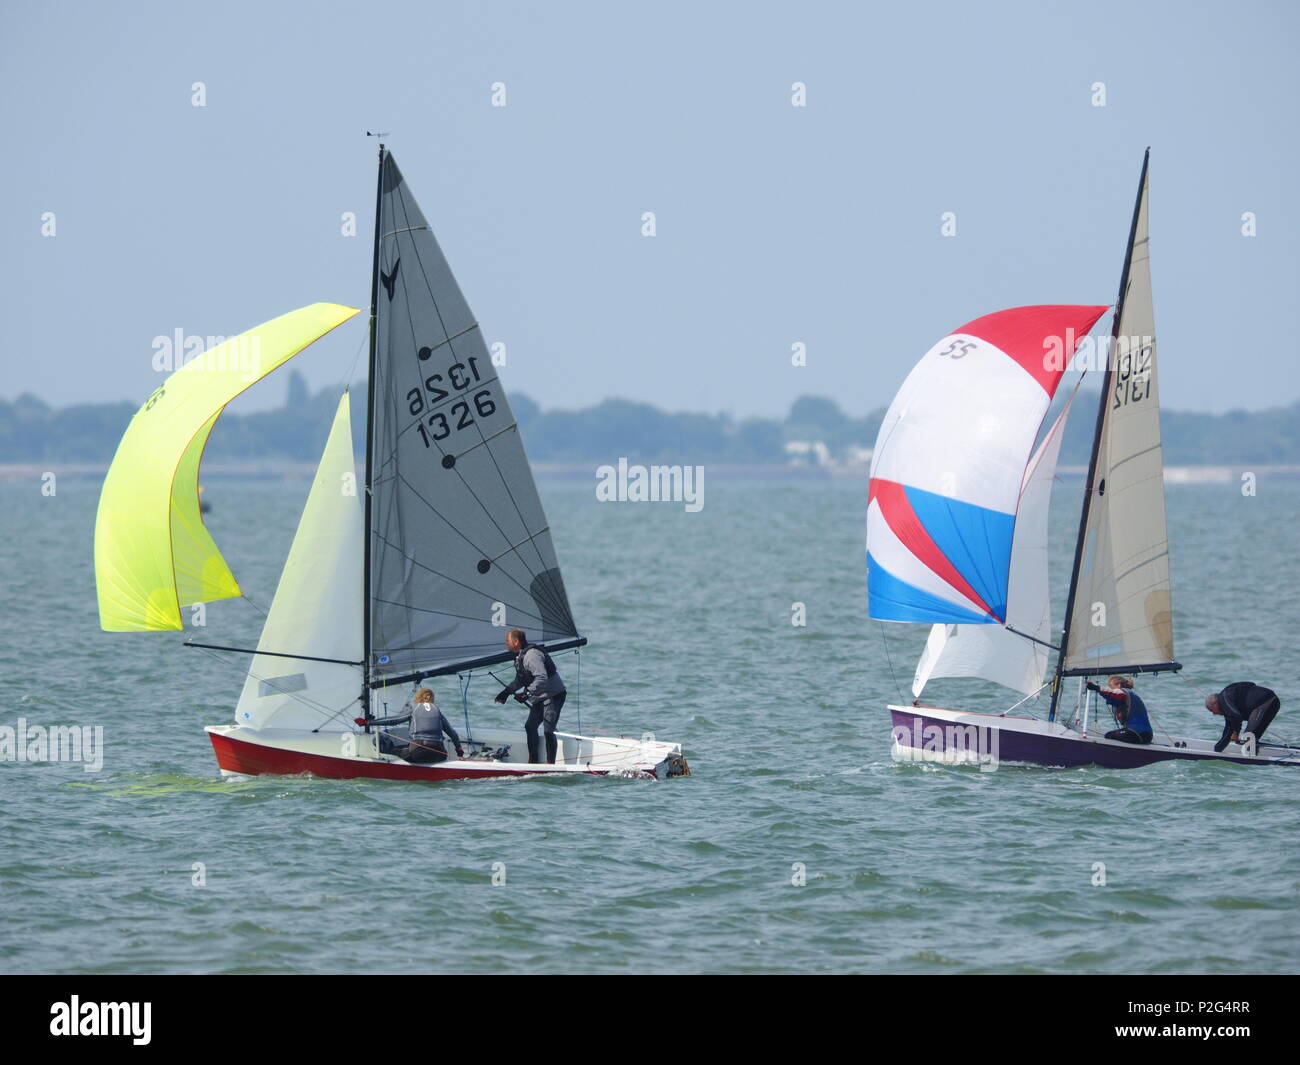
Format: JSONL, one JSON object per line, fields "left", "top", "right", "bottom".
{"left": 367, "top": 152, "right": 581, "bottom": 680}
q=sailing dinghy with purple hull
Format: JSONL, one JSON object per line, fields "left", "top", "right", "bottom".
{"left": 866, "top": 151, "right": 1298, "bottom": 769}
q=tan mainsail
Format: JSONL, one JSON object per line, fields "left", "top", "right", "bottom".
{"left": 1063, "top": 157, "right": 1176, "bottom": 674}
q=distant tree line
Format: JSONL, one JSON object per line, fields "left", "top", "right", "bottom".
{"left": 2, "top": 370, "right": 1298, "bottom": 467}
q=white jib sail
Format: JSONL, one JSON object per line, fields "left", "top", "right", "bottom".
{"left": 234, "top": 393, "right": 364, "bottom": 731}
{"left": 913, "top": 392, "right": 1074, "bottom": 698}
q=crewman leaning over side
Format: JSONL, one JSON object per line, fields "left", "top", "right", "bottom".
{"left": 1206, "top": 681, "right": 1281, "bottom": 753}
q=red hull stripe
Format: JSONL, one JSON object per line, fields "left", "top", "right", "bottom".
{"left": 954, "top": 304, "right": 1109, "bottom": 396}
{"left": 208, "top": 730, "right": 601, "bottom": 781}
{"left": 869, "top": 477, "right": 995, "bottom": 618}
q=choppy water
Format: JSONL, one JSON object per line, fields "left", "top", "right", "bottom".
{"left": 1, "top": 475, "right": 1297, "bottom": 974}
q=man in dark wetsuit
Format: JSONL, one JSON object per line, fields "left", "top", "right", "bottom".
{"left": 1087, "top": 676, "right": 1153, "bottom": 744}
{"left": 356, "top": 688, "right": 464, "bottom": 764}
{"left": 494, "top": 627, "right": 567, "bottom": 764}
{"left": 1206, "top": 682, "right": 1281, "bottom": 753}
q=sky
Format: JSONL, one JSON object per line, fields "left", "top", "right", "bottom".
{"left": 2, "top": 0, "right": 1297, "bottom": 419}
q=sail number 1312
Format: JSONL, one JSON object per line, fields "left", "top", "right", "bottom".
{"left": 1113, "top": 344, "right": 1153, "bottom": 408}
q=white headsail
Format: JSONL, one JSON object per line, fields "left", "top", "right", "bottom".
{"left": 234, "top": 393, "right": 364, "bottom": 731}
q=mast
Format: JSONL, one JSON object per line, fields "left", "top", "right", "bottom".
{"left": 360, "top": 139, "right": 386, "bottom": 723}
{"left": 1047, "top": 148, "right": 1149, "bottom": 722}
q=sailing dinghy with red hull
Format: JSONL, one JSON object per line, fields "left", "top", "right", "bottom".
{"left": 94, "top": 144, "right": 687, "bottom": 782}
{"left": 866, "top": 151, "right": 1297, "bottom": 769}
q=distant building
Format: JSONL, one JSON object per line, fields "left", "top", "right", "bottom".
{"left": 784, "top": 440, "right": 831, "bottom": 467}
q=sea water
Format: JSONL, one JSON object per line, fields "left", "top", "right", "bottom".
{"left": 1, "top": 476, "right": 1296, "bottom": 974}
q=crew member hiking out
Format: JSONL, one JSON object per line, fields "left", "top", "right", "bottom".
{"left": 495, "top": 628, "right": 567, "bottom": 764}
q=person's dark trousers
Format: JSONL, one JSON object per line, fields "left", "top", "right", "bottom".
{"left": 400, "top": 741, "right": 447, "bottom": 764}
{"left": 1246, "top": 696, "right": 1281, "bottom": 742}
{"left": 1105, "top": 728, "right": 1153, "bottom": 744}
{"left": 377, "top": 732, "right": 446, "bottom": 762}
{"left": 524, "top": 691, "right": 567, "bottom": 763}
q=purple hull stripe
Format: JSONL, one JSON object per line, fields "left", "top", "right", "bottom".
{"left": 890, "top": 709, "right": 1291, "bottom": 769}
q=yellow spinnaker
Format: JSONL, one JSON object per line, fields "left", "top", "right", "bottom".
{"left": 95, "top": 303, "right": 361, "bottom": 631}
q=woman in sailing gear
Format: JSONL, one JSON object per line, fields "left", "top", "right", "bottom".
{"left": 494, "top": 628, "right": 567, "bottom": 764}
{"left": 1087, "top": 676, "right": 1153, "bottom": 744}
{"left": 356, "top": 688, "right": 465, "bottom": 764}
{"left": 1207, "top": 682, "right": 1280, "bottom": 752}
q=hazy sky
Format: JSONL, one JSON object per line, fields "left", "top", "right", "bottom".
{"left": 3, "top": 0, "right": 1297, "bottom": 419}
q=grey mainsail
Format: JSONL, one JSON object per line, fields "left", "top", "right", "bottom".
{"left": 367, "top": 151, "right": 579, "bottom": 684}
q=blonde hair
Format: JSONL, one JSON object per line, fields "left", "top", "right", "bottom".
{"left": 413, "top": 688, "right": 435, "bottom": 704}
{"left": 1107, "top": 675, "right": 1134, "bottom": 690}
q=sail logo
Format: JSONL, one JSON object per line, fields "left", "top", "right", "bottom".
{"left": 151, "top": 329, "right": 264, "bottom": 380}
{"left": 0, "top": 718, "right": 104, "bottom": 772}
{"left": 49, "top": 997, "right": 151, "bottom": 1045}
{"left": 595, "top": 458, "right": 704, "bottom": 512}
{"left": 891, "top": 717, "right": 1000, "bottom": 771}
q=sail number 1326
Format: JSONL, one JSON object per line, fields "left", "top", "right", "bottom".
{"left": 406, "top": 356, "right": 497, "bottom": 447}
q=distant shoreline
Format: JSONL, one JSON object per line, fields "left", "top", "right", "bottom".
{"left": 7, "top": 384, "right": 1300, "bottom": 475}
{"left": 5, "top": 462, "right": 1299, "bottom": 484}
